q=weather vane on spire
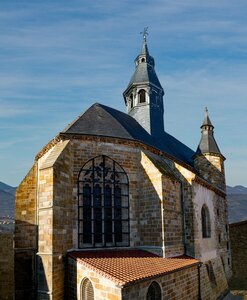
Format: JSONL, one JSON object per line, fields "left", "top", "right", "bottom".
{"left": 140, "top": 27, "right": 149, "bottom": 42}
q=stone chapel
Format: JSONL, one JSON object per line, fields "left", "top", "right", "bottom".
{"left": 15, "top": 34, "right": 232, "bottom": 299}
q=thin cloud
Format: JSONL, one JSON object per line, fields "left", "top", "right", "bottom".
{"left": 0, "top": 103, "right": 32, "bottom": 117}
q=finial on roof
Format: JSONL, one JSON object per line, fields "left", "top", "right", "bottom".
{"left": 202, "top": 106, "right": 212, "bottom": 127}
{"left": 140, "top": 27, "right": 148, "bottom": 43}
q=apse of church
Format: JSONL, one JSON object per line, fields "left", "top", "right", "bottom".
{"left": 14, "top": 32, "right": 231, "bottom": 300}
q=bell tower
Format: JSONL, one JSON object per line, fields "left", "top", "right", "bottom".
{"left": 123, "top": 28, "right": 165, "bottom": 137}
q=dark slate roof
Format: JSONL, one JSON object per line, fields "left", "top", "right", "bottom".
{"left": 196, "top": 131, "right": 221, "bottom": 155}
{"left": 202, "top": 108, "right": 213, "bottom": 127}
{"left": 127, "top": 62, "right": 163, "bottom": 90}
{"left": 62, "top": 103, "right": 195, "bottom": 167}
{"left": 196, "top": 110, "right": 221, "bottom": 156}
{"left": 140, "top": 40, "right": 149, "bottom": 56}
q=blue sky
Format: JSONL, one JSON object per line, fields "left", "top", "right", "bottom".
{"left": 0, "top": 0, "right": 246, "bottom": 187}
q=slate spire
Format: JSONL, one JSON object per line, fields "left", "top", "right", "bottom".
{"left": 140, "top": 29, "right": 149, "bottom": 56}
{"left": 123, "top": 29, "right": 165, "bottom": 137}
{"left": 196, "top": 108, "right": 221, "bottom": 155}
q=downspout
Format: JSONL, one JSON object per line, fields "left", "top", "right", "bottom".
{"left": 198, "top": 262, "right": 202, "bottom": 300}
{"left": 180, "top": 180, "right": 187, "bottom": 255}
{"left": 161, "top": 194, "right": 165, "bottom": 256}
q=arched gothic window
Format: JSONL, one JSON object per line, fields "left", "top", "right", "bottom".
{"left": 146, "top": 281, "right": 162, "bottom": 300}
{"left": 81, "top": 278, "right": 94, "bottom": 300}
{"left": 201, "top": 205, "right": 211, "bottom": 238}
{"left": 138, "top": 89, "right": 146, "bottom": 103}
{"left": 78, "top": 155, "right": 129, "bottom": 248}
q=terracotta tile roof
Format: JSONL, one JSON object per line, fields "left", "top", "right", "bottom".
{"left": 68, "top": 249, "right": 199, "bottom": 286}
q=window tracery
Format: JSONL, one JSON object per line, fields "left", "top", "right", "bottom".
{"left": 78, "top": 155, "right": 129, "bottom": 248}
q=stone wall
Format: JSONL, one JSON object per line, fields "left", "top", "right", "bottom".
{"left": 0, "top": 231, "right": 14, "bottom": 300}
{"left": 139, "top": 152, "right": 163, "bottom": 251}
{"left": 162, "top": 176, "right": 184, "bottom": 257}
{"left": 122, "top": 265, "right": 199, "bottom": 300}
{"left": 37, "top": 140, "right": 73, "bottom": 299}
{"left": 229, "top": 220, "right": 247, "bottom": 289}
{"left": 193, "top": 183, "right": 217, "bottom": 261}
{"left": 71, "top": 138, "right": 142, "bottom": 250}
{"left": 200, "top": 256, "right": 229, "bottom": 300}
{"left": 16, "top": 134, "right": 230, "bottom": 299}
{"left": 192, "top": 182, "right": 231, "bottom": 299}
{"left": 174, "top": 163, "right": 196, "bottom": 258}
{"left": 194, "top": 154, "right": 225, "bottom": 192}
{"left": 15, "top": 164, "right": 37, "bottom": 299}
{"left": 67, "top": 257, "right": 122, "bottom": 300}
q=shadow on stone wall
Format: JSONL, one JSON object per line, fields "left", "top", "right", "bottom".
{"left": 14, "top": 220, "right": 45, "bottom": 300}
{"left": 65, "top": 256, "right": 78, "bottom": 299}
{"left": 0, "top": 230, "right": 14, "bottom": 300}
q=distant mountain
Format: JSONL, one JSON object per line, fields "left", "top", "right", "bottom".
{"left": 227, "top": 185, "right": 247, "bottom": 224}
{"left": 0, "top": 181, "right": 16, "bottom": 195}
{"left": 0, "top": 182, "right": 16, "bottom": 219}
{"left": 227, "top": 185, "right": 247, "bottom": 195}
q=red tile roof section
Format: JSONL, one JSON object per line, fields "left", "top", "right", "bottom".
{"left": 68, "top": 249, "right": 199, "bottom": 286}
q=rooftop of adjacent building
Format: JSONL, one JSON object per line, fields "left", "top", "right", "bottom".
{"left": 229, "top": 219, "right": 247, "bottom": 228}
{"left": 68, "top": 249, "right": 199, "bottom": 287}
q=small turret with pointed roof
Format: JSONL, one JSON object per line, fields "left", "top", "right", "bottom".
{"left": 196, "top": 107, "right": 222, "bottom": 156}
{"left": 194, "top": 108, "right": 226, "bottom": 192}
{"left": 123, "top": 28, "right": 165, "bottom": 137}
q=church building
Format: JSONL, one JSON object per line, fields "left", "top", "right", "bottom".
{"left": 15, "top": 33, "right": 232, "bottom": 299}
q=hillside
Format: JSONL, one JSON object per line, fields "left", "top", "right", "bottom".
{"left": 0, "top": 182, "right": 16, "bottom": 195}
{"left": 0, "top": 182, "right": 16, "bottom": 219}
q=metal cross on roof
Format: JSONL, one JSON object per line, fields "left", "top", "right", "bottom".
{"left": 140, "top": 27, "right": 149, "bottom": 42}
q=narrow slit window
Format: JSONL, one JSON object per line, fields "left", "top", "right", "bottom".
{"left": 201, "top": 205, "right": 211, "bottom": 238}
